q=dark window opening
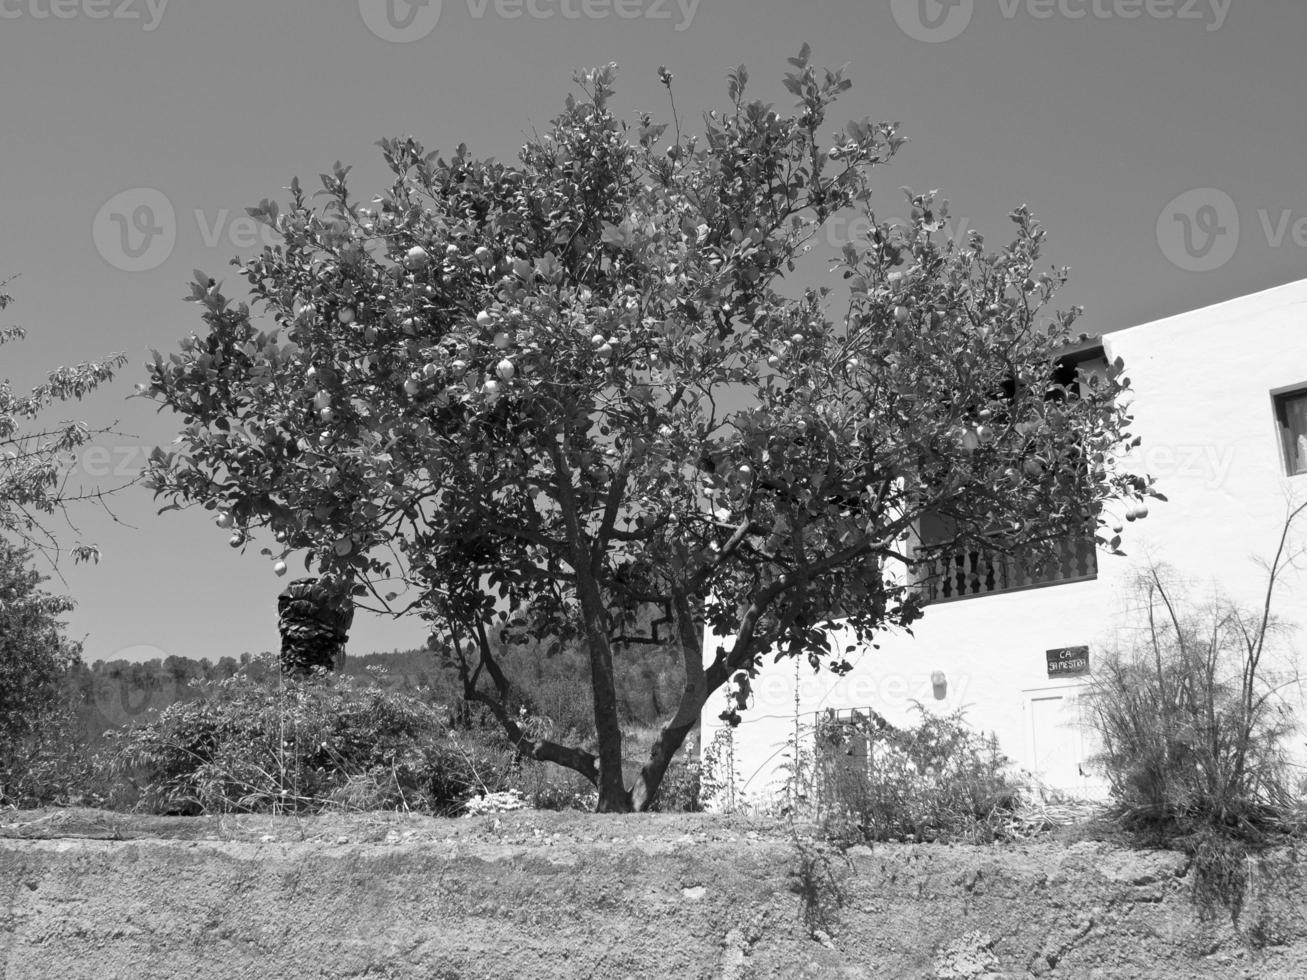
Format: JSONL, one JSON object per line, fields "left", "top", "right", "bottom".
{"left": 1274, "top": 388, "right": 1307, "bottom": 477}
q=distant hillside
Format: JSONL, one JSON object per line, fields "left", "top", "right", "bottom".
{"left": 76, "top": 633, "right": 684, "bottom": 740}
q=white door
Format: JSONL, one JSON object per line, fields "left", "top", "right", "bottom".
{"left": 1023, "top": 685, "right": 1107, "bottom": 800}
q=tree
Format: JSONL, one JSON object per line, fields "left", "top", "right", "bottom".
{"left": 0, "top": 277, "right": 130, "bottom": 565}
{"left": 144, "top": 50, "right": 1155, "bottom": 811}
{"left": 0, "top": 537, "right": 83, "bottom": 784}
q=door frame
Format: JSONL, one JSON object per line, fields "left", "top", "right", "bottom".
{"left": 1020, "top": 679, "right": 1105, "bottom": 798}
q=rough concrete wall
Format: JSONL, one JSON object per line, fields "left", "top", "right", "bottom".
{"left": 2, "top": 812, "right": 1306, "bottom": 979}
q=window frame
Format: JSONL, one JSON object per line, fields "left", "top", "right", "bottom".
{"left": 1271, "top": 384, "right": 1307, "bottom": 478}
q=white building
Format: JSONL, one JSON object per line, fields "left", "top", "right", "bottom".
{"left": 701, "top": 279, "right": 1307, "bottom": 805}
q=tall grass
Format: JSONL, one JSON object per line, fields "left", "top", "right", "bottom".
{"left": 1083, "top": 565, "right": 1303, "bottom": 841}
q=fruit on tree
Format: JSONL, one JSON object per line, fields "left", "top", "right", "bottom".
{"left": 403, "top": 246, "right": 430, "bottom": 271}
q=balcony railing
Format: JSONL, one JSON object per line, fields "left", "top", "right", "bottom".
{"left": 917, "top": 535, "right": 1097, "bottom": 604}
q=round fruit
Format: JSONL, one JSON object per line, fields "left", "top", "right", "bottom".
{"left": 404, "top": 246, "right": 430, "bottom": 271}
{"left": 496, "top": 358, "right": 516, "bottom": 381}
{"left": 403, "top": 379, "right": 420, "bottom": 396}
{"left": 477, "top": 310, "right": 494, "bottom": 328}
{"left": 893, "top": 306, "right": 910, "bottom": 324}
{"left": 216, "top": 511, "right": 233, "bottom": 529}
{"left": 767, "top": 355, "right": 781, "bottom": 370}
{"left": 445, "top": 243, "right": 460, "bottom": 257}
{"left": 483, "top": 379, "right": 501, "bottom": 397}
{"left": 228, "top": 533, "right": 243, "bottom": 548}
{"left": 450, "top": 359, "right": 468, "bottom": 376}
{"left": 596, "top": 343, "right": 614, "bottom": 359}
{"left": 337, "top": 307, "right": 355, "bottom": 325}
{"left": 319, "top": 406, "right": 334, "bottom": 422}
{"left": 474, "top": 246, "right": 493, "bottom": 265}
{"left": 493, "top": 331, "right": 511, "bottom": 350}
{"left": 423, "top": 363, "right": 439, "bottom": 379}
{"left": 275, "top": 530, "right": 288, "bottom": 543}
{"left": 273, "top": 560, "right": 288, "bottom": 577}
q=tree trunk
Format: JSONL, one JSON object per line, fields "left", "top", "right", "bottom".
{"left": 574, "top": 563, "right": 630, "bottom": 812}
{"left": 629, "top": 588, "right": 708, "bottom": 811}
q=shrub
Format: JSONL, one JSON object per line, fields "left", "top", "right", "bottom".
{"left": 813, "top": 704, "right": 1024, "bottom": 844}
{"left": 112, "top": 668, "right": 515, "bottom": 815}
{"left": 1083, "top": 565, "right": 1303, "bottom": 842}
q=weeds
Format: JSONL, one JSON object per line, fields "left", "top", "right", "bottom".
{"left": 813, "top": 705, "right": 1025, "bottom": 845}
{"left": 787, "top": 827, "right": 852, "bottom": 941}
{"left": 111, "top": 668, "right": 515, "bottom": 815}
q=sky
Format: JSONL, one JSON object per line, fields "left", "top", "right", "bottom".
{"left": 1, "top": 0, "right": 1304, "bottom": 666}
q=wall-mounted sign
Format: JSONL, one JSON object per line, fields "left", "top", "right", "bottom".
{"left": 1046, "top": 645, "right": 1090, "bottom": 677}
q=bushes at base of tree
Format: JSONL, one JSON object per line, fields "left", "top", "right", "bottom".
{"left": 813, "top": 705, "right": 1025, "bottom": 844}
{"left": 111, "top": 670, "right": 517, "bottom": 815}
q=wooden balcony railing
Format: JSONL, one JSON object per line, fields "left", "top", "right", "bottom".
{"left": 917, "top": 534, "right": 1097, "bottom": 604}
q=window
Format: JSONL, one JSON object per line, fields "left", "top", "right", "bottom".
{"left": 1274, "top": 388, "right": 1307, "bottom": 476}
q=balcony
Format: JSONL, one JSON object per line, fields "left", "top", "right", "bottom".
{"left": 917, "top": 534, "right": 1097, "bottom": 604}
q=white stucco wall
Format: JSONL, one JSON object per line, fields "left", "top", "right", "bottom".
{"left": 702, "top": 279, "right": 1307, "bottom": 807}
